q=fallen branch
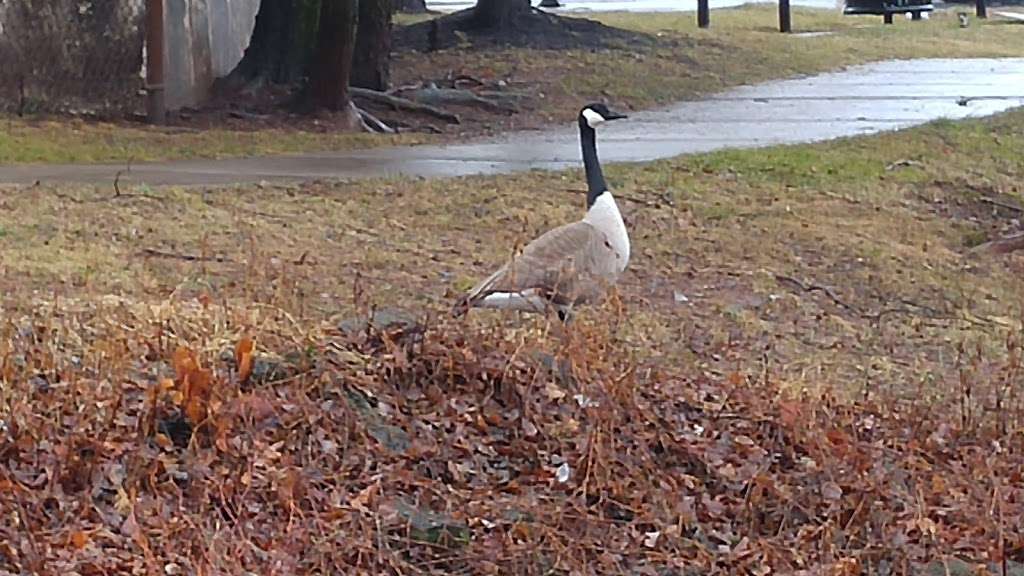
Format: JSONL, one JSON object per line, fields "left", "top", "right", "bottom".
{"left": 52, "top": 190, "right": 83, "bottom": 203}
{"left": 885, "top": 159, "right": 924, "bottom": 171}
{"left": 227, "top": 109, "right": 270, "bottom": 121}
{"left": 447, "top": 72, "right": 484, "bottom": 88}
{"left": 969, "top": 230, "right": 1024, "bottom": 256}
{"left": 139, "top": 248, "right": 233, "bottom": 263}
{"left": 351, "top": 87, "right": 460, "bottom": 124}
{"left": 980, "top": 196, "right": 1023, "bottom": 214}
{"left": 864, "top": 299, "right": 947, "bottom": 324}
{"left": 774, "top": 274, "right": 857, "bottom": 312}
{"left": 775, "top": 277, "right": 974, "bottom": 327}
{"left": 819, "top": 189, "right": 862, "bottom": 205}
{"left": 138, "top": 248, "right": 315, "bottom": 266}
{"left": 561, "top": 188, "right": 669, "bottom": 209}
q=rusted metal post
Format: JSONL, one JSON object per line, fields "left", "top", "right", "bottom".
{"left": 698, "top": 0, "right": 710, "bottom": 28}
{"left": 145, "top": 0, "right": 166, "bottom": 124}
{"left": 975, "top": 0, "right": 987, "bottom": 18}
{"left": 779, "top": 0, "right": 791, "bottom": 32}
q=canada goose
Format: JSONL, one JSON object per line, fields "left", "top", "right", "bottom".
{"left": 453, "top": 103, "right": 630, "bottom": 321}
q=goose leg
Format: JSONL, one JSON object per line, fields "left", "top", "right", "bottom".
{"left": 556, "top": 306, "right": 574, "bottom": 324}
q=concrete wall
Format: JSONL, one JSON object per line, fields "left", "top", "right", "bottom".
{"left": 163, "top": 0, "right": 260, "bottom": 109}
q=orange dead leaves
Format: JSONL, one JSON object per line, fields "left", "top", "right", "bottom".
{"left": 69, "top": 530, "right": 90, "bottom": 549}
{"left": 235, "top": 336, "right": 254, "bottom": 385}
{"left": 172, "top": 346, "right": 215, "bottom": 425}
{"left": 152, "top": 338, "right": 258, "bottom": 448}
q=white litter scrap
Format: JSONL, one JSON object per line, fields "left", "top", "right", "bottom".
{"left": 556, "top": 462, "right": 571, "bottom": 483}
{"left": 642, "top": 530, "right": 661, "bottom": 548}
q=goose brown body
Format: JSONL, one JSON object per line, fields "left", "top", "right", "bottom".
{"left": 453, "top": 103, "right": 630, "bottom": 319}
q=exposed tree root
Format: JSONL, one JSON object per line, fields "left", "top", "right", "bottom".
{"left": 400, "top": 85, "right": 518, "bottom": 114}
{"left": 356, "top": 105, "right": 395, "bottom": 133}
{"left": 351, "top": 87, "right": 461, "bottom": 124}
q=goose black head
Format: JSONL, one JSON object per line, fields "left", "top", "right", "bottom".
{"left": 579, "top": 103, "right": 627, "bottom": 130}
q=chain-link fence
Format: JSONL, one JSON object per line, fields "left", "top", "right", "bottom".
{"left": 0, "top": 0, "right": 145, "bottom": 116}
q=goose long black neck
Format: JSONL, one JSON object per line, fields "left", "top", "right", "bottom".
{"left": 579, "top": 119, "right": 607, "bottom": 209}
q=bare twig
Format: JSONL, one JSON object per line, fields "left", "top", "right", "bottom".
{"left": 113, "top": 166, "right": 125, "bottom": 197}
{"left": 106, "top": 159, "right": 164, "bottom": 202}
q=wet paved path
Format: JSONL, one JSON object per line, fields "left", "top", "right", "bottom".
{"left": 2, "top": 58, "right": 1022, "bottom": 187}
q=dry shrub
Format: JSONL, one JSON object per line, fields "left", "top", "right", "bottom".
{"left": 0, "top": 297, "right": 1022, "bottom": 574}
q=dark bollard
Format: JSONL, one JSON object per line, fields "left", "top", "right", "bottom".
{"left": 779, "top": 0, "right": 792, "bottom": 32}
{"left": 698, "top": 0, "right": 710, "bottom": 28}
{"left": 883, "top": 12, "right": 893, "bottom": 23}
{"left": 145, "top": 0, "right": 165, "bottom": 124}
{"left": 976, "top": 0, "right": 987, "bottom": 18}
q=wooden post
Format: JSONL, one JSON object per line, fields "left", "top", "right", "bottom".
{"left": 883, "top": 11, "right": 893, "bottom": 23}
{"left": 145, "top": 0, "right": 166, "bottom": 124}
{"left": 698, "top": 0, "right": 710, "bottom": 28}
{"left": 779, "top": 0, "right": 791, "bottom": 32}
{"left": 975, "top": 0, "right": 987, "bottom": 18}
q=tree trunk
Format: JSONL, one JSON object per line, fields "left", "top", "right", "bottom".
{"left": 308, "top": 0, "right": 359, "bottom": 122}
{"left": 473, "top": 0, "right": 531, "bottom": 27}
{"left": 352, "top": 0, "right": 392, "bottom": 91}
{"left": 222, "top": 0, "right": 320, "bottom": 86}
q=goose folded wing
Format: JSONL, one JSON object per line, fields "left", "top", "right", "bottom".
{"left": 466, "top": 220, "right": 618, "bottom": 305}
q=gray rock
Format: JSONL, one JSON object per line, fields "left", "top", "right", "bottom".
{"left": 395, "top": 500, "right": 469, "bottom": 546}
{"left": 366, "top": 422, "right": 411, "bottom": 454}
{"left": 250, "top": 357, "right": 293, "bottom": 384}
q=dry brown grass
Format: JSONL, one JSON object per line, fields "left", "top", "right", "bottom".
{"left": 2, "top": 107, "right": 1024, "bottom": 573}
{"left": 2, "top": 108, "right": 1022, "bottom": 399}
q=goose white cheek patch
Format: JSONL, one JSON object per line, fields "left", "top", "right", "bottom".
{"left": 581, "top": 108, "right": 606, "bottom": 128}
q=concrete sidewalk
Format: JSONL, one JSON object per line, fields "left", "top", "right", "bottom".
{"left": 2, "top": 58, "right": 1022, "bottom": 187}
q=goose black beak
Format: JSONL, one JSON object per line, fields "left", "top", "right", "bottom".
{"left": 605, "top": 111, "right": 628, "bottom": 121}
